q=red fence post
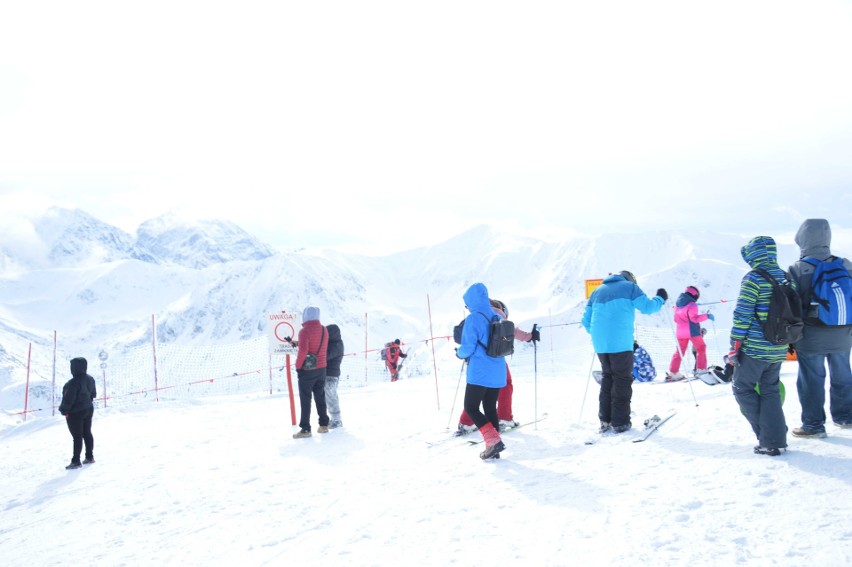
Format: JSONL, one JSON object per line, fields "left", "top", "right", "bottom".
{"left": 24, "top": 343, "right": 32, "bottom": 422}
{"left": 286, "top": 354, "right": 296, "bottom": 426}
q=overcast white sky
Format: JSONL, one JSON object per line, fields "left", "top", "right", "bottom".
{"left": 2, "top": 1, "right": 852, "bottom": 254}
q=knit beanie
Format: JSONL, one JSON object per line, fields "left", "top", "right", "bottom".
{"left": 303, "top": 306, "right": 320, "bottom": 322}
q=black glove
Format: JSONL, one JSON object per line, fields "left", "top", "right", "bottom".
{"left": 400, "top": 352, "right": 407, "bottom": 358}
{"left": 656, "top": 288, "right": 668, "bottom": 301}
{"left": 531, "top": 329, "right": 541, "bottom": 342}
{"left": 284, "top": 336, "right": 292, "bottom": 343}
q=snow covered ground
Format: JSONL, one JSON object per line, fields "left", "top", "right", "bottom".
{"left": 3, "top": 349, "right": 851, "bottom": 566}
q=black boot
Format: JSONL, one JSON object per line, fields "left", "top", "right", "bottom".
{"left": 480, "top": 440, "right": 505, "bottom": 460}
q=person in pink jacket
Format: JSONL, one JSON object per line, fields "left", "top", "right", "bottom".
{"left": 667, "top": 286, "right": 715, "bottom": 380}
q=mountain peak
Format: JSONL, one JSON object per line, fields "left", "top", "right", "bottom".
{"left": 135, "top": 213, "right": 276, "bottom": 269}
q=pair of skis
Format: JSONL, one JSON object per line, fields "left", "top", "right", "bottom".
{"left": 584, "top": 410, "right": 676, "bottom": 444}
{"left": 465, "top": 415, "right": 548, "bottom": 445}
{"left": 425, "top": 415, "right": 547, "bottom": 448}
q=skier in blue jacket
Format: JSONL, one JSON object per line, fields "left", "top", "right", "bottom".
{"left": 456, "top": 282, "right": 507, "bottom": 459}
{"left": 582, "top": 271, "right": 667, "bottom": 433}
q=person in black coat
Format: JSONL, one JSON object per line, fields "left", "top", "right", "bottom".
{"left": 324, "top": 324, "right": 345, "bottom": 428}
{"left": 58, "top": 357, "right": 97, "bottom": 469}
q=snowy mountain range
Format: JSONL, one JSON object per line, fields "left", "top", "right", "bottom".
{"left": 0, "top": 206, "right": 808, "bottom": 408}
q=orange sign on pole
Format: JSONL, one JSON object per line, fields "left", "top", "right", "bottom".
{"left": 585, "top": 279, "right": 604, "bottom": 299}
{"left": 285, "top": 353, "right": 297, "bottom": 425}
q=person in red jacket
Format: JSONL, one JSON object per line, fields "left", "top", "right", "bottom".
{"left": 455, "top": 299, "right": 538, "bottom": 435}
{"left": 385, "top": 339, "right": 407, "bottom": 382}
{"left": 287, "top": 306, "right": 330, "bottom": 438}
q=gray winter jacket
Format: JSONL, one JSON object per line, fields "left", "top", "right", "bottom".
{"left": 787, "top": 219, "right": 852, "bottom": 353}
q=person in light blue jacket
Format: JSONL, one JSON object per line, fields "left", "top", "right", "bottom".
{"left": 582, "top": 271, "right": 667, "bottom": 433}
{"left": 456, "top": 282, "right": 507, "bottom": 459}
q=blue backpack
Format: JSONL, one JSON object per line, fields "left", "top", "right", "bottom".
{"left": 802, "top": 256, "right": 852, "bottom": 326}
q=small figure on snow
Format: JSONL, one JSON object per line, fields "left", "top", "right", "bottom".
{"left": 384, "top": 339, "right": 407, "bottom": 382}
{"left": 58, "top": 357, "right": 97, "bottom": 469}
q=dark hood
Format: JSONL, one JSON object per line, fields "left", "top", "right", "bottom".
{"left": 795, "top": 218, "right": 832, "bottom": 261}
{"left": 675, "top": 292, "right": 696, "bottom": 308}
{"left": 70, "top": 357, "right": 88, "bottom": 377}
{"left": 326, "top": 323, "right": 341, "bottom": 342}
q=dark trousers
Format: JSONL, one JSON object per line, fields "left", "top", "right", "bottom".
{"left": 297, "top": 371, "right": 330, "bottom": 431}
{"left": 732, "top": 353, "right": 787, "bottom": 449}
{"left": 597, "top": 351, "right": 635, "bottom": 427}
{"left": 66, "top": 407, "right": 94, "bottom": 463}
{"left": 463, "top": 384, "right": 500, "bottom": 430}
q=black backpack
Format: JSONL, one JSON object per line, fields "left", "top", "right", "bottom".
{"left": 752, "top": 268, "right": 804, "bottom": 345}
{"left": 453, "top": 313, "right": 515, "bottom": 358}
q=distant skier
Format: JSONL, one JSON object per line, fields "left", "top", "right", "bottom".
{"left": 384, "top": 339, "right": 407, "bottom": 382}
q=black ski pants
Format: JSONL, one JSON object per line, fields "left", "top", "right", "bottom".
{"left": 463, "top": 384, "right": 500, "bottom": 430}
{"left": 597, "top": 351, "right": 635, "bottom": 428}
{"left": 66, "top": 407, "right": 94, "bottom": 463}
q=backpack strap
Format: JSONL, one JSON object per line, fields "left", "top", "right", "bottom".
{"left": 475, "top": 311, "right": 494, "bottom": 352}
{"left": 310, "top": 327, "right": 326, "bottom": 358}
{"left": 750, "top": 268, "right": 779, "bottom": 323}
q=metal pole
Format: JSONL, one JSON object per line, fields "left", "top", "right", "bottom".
{"left": 52, "top": 331, "right": 57, "bottom": 416}
{"left": 427, "top": 294, "right": 440, "bottom": 410}
{"left": 24, "top": 343, "right": 32, "bottom": 422}
{"left": 446, "top": 360, "right": 466, "bottom": 429}
{"left": 152, "top": 314, "right": 159, "bottom": 402}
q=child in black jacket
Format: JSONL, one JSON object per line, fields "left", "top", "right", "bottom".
{"left": 58, "top": 357, "right": 97, "bottom": 469}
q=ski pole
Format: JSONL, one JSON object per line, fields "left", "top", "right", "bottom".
{"left": 707, "top": 309, "right": 727, "bottom": 384}
{"left": 446, "top": 359, "right": 466, "bottom": 429}
{"left": 664, "top": 308, "right": 699, "bottom": 406}
{"left": 707, "top": 308, "right": 724, "bottom": 361}
{"left": 578, "top": 350, "right": 597, "bottom": 423}
{"left": 532, "top": 323, "right": 538, "bottom": 430}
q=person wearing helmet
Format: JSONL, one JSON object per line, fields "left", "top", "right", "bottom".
{"left": 667, "top": 285, "right": 715, "bottom": 381}
{"left": 582, "top": 270, "right": 668, "bottom": 434}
